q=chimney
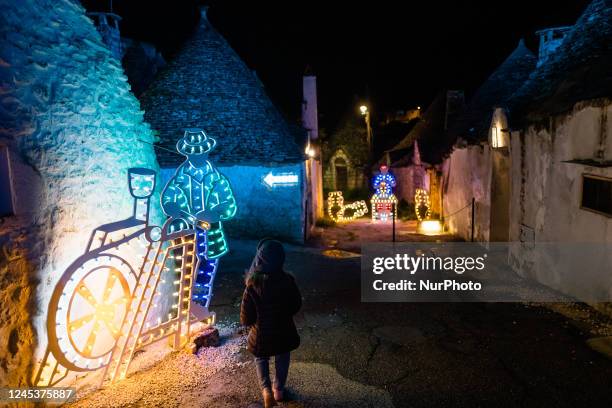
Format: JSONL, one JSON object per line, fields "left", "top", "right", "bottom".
{"left": 302, "top": 71, "right": 319, "bottom": 140}
{"left": 200, "top": 6, "right": 210, "bottom": 27}
{"left": 535, "top": 26, "right": 572, "bottom": 66}
{"left": 87, "top": 12, "right": 123, "bottom": 59}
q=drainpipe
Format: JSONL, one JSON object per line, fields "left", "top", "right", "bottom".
{"left": 471, "top": 197, "right": 475, "bottom": 242}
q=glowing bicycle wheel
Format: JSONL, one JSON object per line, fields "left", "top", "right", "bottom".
{"left": 48, "top": 254, "right": 137, "bottom": 371}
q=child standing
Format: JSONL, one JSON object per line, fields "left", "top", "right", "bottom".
{"left": 240, "top": 239, "right": 302, "bottom": 407}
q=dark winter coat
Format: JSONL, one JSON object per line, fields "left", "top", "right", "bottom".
{"left": 240, "top": 240, "right": 302, "bottom": 357}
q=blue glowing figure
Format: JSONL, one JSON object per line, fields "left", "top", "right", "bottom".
{"left": 373, "top": 165, "right": 396, "bottom": 198}
{"left": 371, "top": 165, "right": 398, "bottom": 221}
{"left": 161, "top": 129, "right": 237, "bottom": 306}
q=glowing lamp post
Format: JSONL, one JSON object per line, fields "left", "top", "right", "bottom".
{"left": 360, "top": 104, "right": 373, "bottom": 152}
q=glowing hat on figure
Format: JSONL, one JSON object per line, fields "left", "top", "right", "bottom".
{"left": 177, "top": 128, "right": 217, "bottom": 156}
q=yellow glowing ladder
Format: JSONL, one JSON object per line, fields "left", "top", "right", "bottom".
{"left": 100, "top": 239, "right": 163, "bottom": 383}
{"left": 101, "top": 235, "right": 197, "bottom": 384}
{"left": 32, "top": 349, "right": 69, "bottom": 387}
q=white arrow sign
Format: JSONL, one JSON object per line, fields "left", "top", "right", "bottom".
{"left": 263, "top": 172, "right": 299, "bottom": 188}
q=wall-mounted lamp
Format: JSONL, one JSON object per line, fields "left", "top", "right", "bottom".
{"left": 491, "top": 126, "right": 510, "bottom": 149}
{"left": 305, "top": 144, "right": 316, "bottom": 158}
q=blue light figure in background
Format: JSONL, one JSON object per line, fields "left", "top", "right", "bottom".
{"left": 371, "top": 165, "right": 398, "bottom": 221}
{"left": 161, "top": 129, "right": 237, "bottom": 307}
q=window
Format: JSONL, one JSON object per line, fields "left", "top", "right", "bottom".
{"left": 0, "top": 146, "right": 15, "bottom": 217}
{"left": 581, "top": 174, "right": 612, "bottom": 217}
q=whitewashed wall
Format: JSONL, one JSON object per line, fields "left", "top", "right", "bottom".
{"left": 393, "top": 166, "right": 430, "bottom": 204}
{"left": 0, "top": 0, "right": 162, "bottom": 385}
{"left": 509, "top": 101, "right": 612, "bottom": 303}
{"left": 442, "top": 144, "right": 492, "bottom": 241}
{"left": 160, "top": 162, "right": 306, "bottom": 243}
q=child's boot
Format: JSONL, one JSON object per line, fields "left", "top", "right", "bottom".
{"left": 273, "top": 386, "right": 285, "bottom": 402}
{"left": 263, "top": 387, "right": 275, "bottom": 408}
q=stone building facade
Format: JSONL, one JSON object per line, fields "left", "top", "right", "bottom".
{"left": 0, "top": 0, "right": 161, "bottom": 386}
{"left": 322, "top": 111, "right": 370, "bottom": 195}
{"left": 506, "top": 0, "right": 612, "bottom": 308}
{"left": 140, "top": 9, "right": 307, "bottom": 242}
{"left": 443, "top": 40, "right": 536, "bottom": 241}
{"left": 443, "top": 0, "right": 612, "bottom": 307}
{"left": 323, "top": 148, "right": 367, "bottom": 192}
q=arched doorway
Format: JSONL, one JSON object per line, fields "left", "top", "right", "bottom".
{"left": 334, "top": 157, "right": 348, "bottom": 191}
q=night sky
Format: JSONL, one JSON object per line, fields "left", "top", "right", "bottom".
{"left": 82, "top": 0, "right": 590, "bottom": 129}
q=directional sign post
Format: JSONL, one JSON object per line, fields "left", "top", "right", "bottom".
{"left": 262, "top": 172, "right": 299, "bottom": 188}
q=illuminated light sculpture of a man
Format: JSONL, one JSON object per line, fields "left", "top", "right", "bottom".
{"left": 371, "top": 165, "right": 398, "bottom": 221}
{"left": 162, "top": 129, "right": 237, "bottom": 307}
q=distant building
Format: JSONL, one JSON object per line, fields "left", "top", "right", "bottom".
{"left": 383, "top": 90, "right": 464, "bottom": 214}
{"left": 140, "top": 8, "right": 309, "bottom": 242}
{"left": 382, "top": 108, "right": 421, "bottom": 125}
{"left": 322, "top": 112, "right": 369, "bottom": 193}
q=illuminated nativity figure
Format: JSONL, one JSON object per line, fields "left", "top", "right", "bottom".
{"left": 162, "top": 128, "right": 237, "bottom": 307}
{"left": 371, "top": 165, "right": 398, "bottom": 222}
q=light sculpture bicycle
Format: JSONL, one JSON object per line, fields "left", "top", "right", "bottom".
{"left": 34, "top": 130, "right": 236, "bottom": 387}
{"left": 32, "top": 168, "right": 212, "bottom": 386}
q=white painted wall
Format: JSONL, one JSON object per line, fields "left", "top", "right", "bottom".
{"left": 393, "top": 166, "right": 429, "bottom": 204}
{"left": 508, "top": 101, "right": 612, "bottom": 303}
{"left": 0, "top": 0, "right": 163, "bottom": 384}
{"left": 160, "top": 162, "right": 306, "bottom": 243}
{"left": 442, "top": 144, "right": 492, "bottom": 242}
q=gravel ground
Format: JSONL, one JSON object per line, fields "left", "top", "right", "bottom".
{"left": 68, "top": 322, "right": 395, "bottom": 408}
{"left": 68, "top": 323, "right": 248, "bottom": 407}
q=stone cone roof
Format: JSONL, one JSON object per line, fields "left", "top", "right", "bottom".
{"left": 140, "top": 11, "right": 304, "bottom": 167}
{"left": 510, "top": 0, "right": 612, "bottom": 120}
{"left": 451, "top": 39, "right": 536, "bottom": 141}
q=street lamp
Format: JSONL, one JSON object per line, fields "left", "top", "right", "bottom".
{"left": 360, "top": 105, "right": 372, "bottom": 152}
